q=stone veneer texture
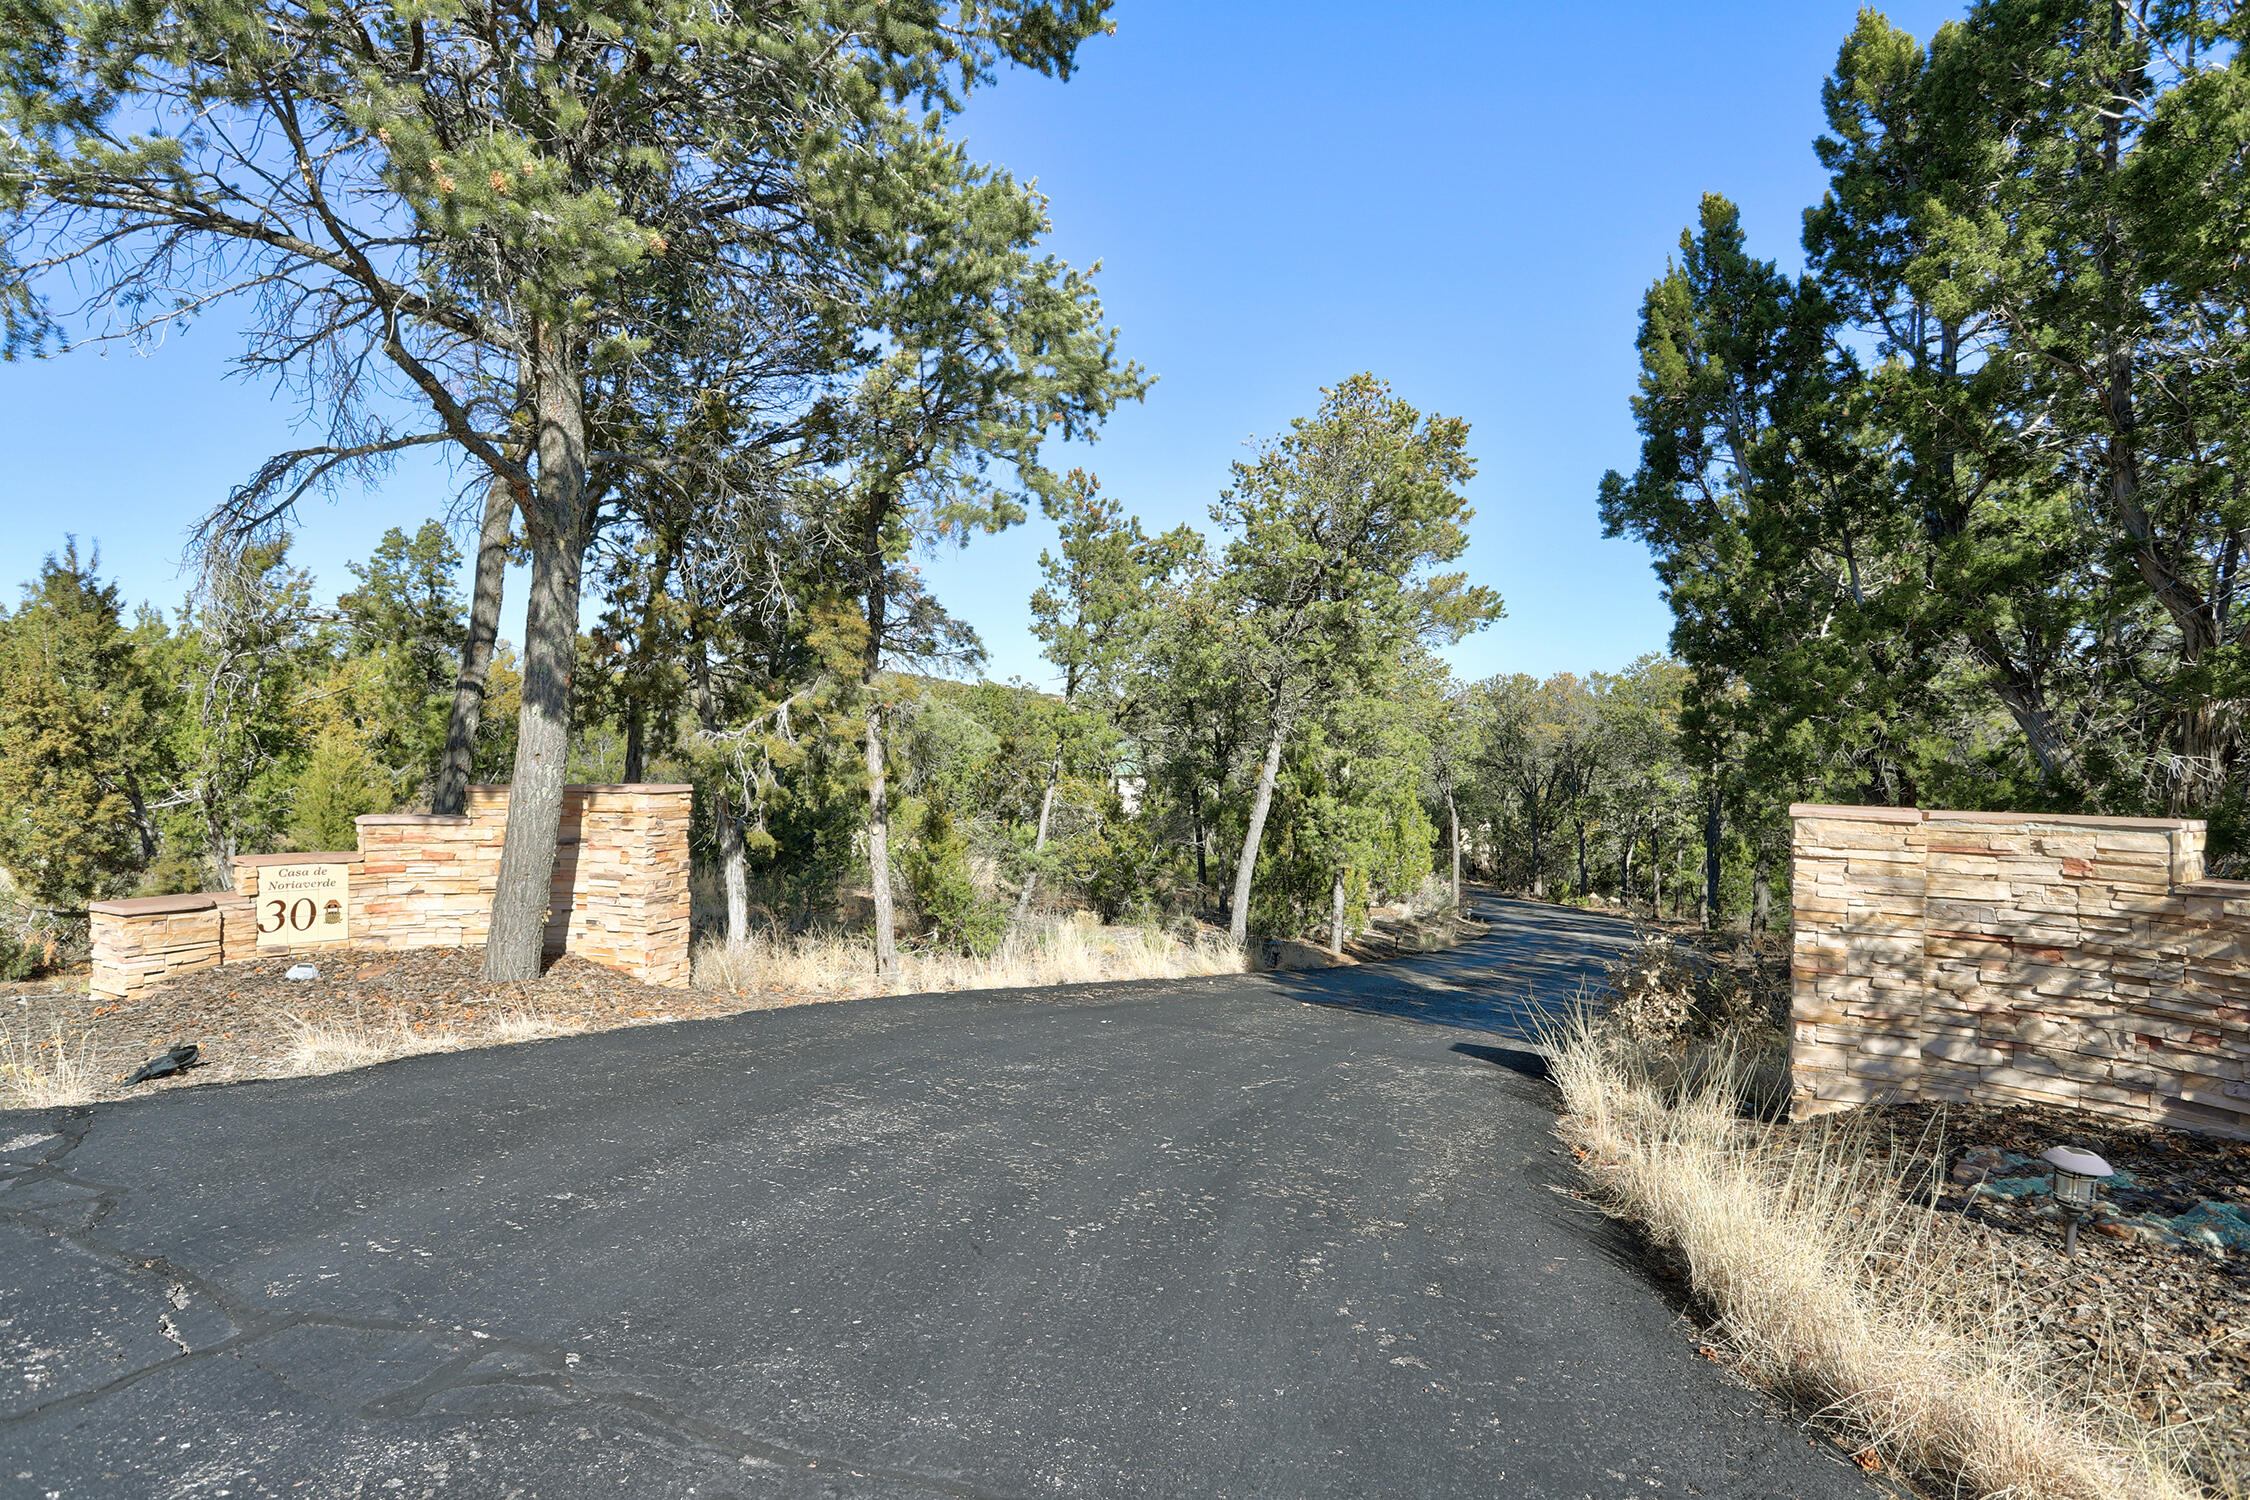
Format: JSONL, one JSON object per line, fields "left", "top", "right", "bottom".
{"left": 89, "top": 784, "right": 690, "bottom": 999}
{"left": 1791, "top": 804, "right": 2250, "bottom": 1140}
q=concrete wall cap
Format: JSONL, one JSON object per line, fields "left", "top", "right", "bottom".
{"left": 353, "top": 814, "right": 471, "bottom": 826}
{"left": 1789, "top": 803, "right": 1921, "bottom": 824}
{"left": 87, "top": 893, "right": 218, "bottom": 916}
{"left": 233, "top": 851, "right": 367, "bottom": 864}
{"left": 1790, "top": 803, "right": 2205, "bottom": 834}
{"left": 1922, "top": 809, "right": 2203, "bottom": 832}
{"left": 464, "top": 783, "right": 691, "bottom": 796}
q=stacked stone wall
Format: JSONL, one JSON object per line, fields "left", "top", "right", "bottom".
{"left": 90, "top": 784, "right": 691, "bottom": 998}
{"left": 86, "top": 895, "right": 228, "bottom": 998}
{"left": 1792, "top": 804, "right": 2250, "bottom": 1140}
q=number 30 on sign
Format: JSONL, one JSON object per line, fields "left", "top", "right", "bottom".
{"left": 255, "top": 863, "right": 351, "bottom": 949}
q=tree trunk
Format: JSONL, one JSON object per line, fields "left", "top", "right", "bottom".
{"left": 1702, "top": 779, "right": 1723, "bottom": 931}
{"left": 483, "top": 337, "right": 588, "bottom": 983}
{"left": 1190, "top": 780, "right": 1208, "bottom": 895}
{"left": 1968, "top": 628, "right": 2072, "bottom": 796}
{"left": 1576, "top": 817, "right": 1589, "bottom": 898}
{"left": 203, "top": 792, "right": 236, "bottom": 892}
{"left": 1329, "top": 867, "right": 1346, "bottom": 957}
{"left": 1015, "top": 751, "right": 1062, "bottom": 921}
{"left": 623, "top": 706, "right": 646, "bottom": 786}
{"left": 1621, "top": 826, "right": 1636, "bottom": 912}
{"left": 1529, "top": 815, "right": 1546, "bottom": 900}
{"left": 1227, "top": 711, "right": 1289, "bottom": 948}
{"left": 620, "top": 544, "right": 674, "bottom": 785}
{"left": 702, "top": 775, "right": 750, "bottom": 945}
{"left": 858, "top": 490, "right": 898, "bottom": 980}
{"left": 434, "top": 472, "right": 514, "bottom": 817}
{"left": 1751, "top": 841, "right": 1772, "bottom": 937}
{"left": 1649, "top": 823, "right": 1662, "bottom": 912}
{"left": 1447, "top": 789, "right": 1461, "bottom": 909}
{"left": 122, "top": 770, "right": 159, "bottom": 865}
{"left": 692, "top": 652, "right": 751, "bottom": 948}
{"left": 864, "top": 696, "right": 896, "bottom": 979}
{"left": 722, "top": 808, "right": 749, "bottom": 943}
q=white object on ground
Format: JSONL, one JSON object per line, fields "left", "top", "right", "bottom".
{"left": 285, "top": 963, "right": 319, "bottom": 981}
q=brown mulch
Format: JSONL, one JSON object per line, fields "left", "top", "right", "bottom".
{"left": 1789, "top": 1098, "right": 2250, "bottom": 1489}
{"left": 2, "top": 947, "right": 839, "bottom": 1106}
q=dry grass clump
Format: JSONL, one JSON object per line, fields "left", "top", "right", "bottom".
{"left": 277, "top": 997, "right": 592, "bottom": 1077}
{"left": 1549, "top": 1013, "right": 2204, "bottom": 1500}
{"left": 480, "top": 999, "right": 590, "bottom": 1044}
{"left": 279, "top": 1009, "right": 462, "bottom": 1076}
{"left": 0, "top": 1023, "right": 97, "bottom": 1108}
{"left": 692, "top": 915, "right": 1246, "bottom": 1001}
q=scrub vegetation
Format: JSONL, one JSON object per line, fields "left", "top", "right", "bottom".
{"left": 1550, "top": 1008, "right": 2211, "bottom": 1500}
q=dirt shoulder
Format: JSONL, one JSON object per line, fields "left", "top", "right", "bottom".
{"left": 5, "top": 921, "right": 1466, "bottom": 1109}
{"left": 2, "top": 947, "right": 837, "bottom": 1109}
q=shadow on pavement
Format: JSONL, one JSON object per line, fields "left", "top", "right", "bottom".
{"left": 1263, "top": 892, "right": 1642, "bottom": 1042}
{"left": 1448, "top": 1040, "right": 1551, "bottom": 1080}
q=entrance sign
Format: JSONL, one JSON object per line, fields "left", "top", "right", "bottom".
{"left": 255, "top": 862, "right": 352, "bottom": 948}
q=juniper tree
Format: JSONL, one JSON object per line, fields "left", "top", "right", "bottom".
{"left": 1212, "top": 374, "right": 1500, "bottom": 947}
{"left": 0, "top": 545, "right": 171, "bottom": 909}
{"left": 164, "top": 540, "right": 323, "bottom": 883}
{"left": 1, "top": 0, "right": 1118, "bottom": 977}
{"left": 338, "top": 520, "right": 467, "bottom": 798}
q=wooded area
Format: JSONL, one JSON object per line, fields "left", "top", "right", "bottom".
{"left": 1603, "top": 2, "right": 2250, "bottom": 879}
{"left": 6, "top": 0, "right": 2248, "bottom": 978}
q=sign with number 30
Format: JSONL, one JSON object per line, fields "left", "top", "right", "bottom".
{"left": 255, "top": 863, "right": 351, "bottom": 949}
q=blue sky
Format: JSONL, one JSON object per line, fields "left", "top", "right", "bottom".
{"left": 0, "top": 0, "right": 1964, "bottom": 688}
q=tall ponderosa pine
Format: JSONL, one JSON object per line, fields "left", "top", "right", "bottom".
{"left": 2, "top": 0, "right": 1119, "bottom": 978}
{"left": 827, "top": 145, "right": 1145, "bottom": 977}
{"left": 1021, "top": 470, "right": 1156, "bottom": 918}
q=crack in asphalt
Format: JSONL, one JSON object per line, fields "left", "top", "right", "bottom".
{"left": 0, "top": 1111, "right": 1025, "bottom": 1499}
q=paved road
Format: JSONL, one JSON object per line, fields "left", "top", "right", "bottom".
{"left": 2, "top": 897, "right": 1878, "bottom": 1499}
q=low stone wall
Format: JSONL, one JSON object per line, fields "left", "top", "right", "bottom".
{"left": 87, "top": 893, "right": 232, "bottom": 998}
{"left": 90, "top": 784, "right": 691, "bottom": 999}
{"left": 1791, "top": 804, "right": 2250, "bottom": 1140}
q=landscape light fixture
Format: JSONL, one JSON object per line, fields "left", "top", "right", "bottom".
{"left": 2041, "top": 1145, "right": 2113, "bottom": 1258}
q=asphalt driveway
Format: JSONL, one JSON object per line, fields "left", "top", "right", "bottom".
{"left": 2, "top": 897, "right": 1878, "bottom": 1499}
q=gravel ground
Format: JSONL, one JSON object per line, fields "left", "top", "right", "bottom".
{"left": 0, "top": 947, "right": 842, "bottom": 1106}
{"left": 1794, "top": 1098, "right": 2250, "bottom": 1490}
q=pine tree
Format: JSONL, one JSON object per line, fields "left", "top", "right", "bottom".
{"left": 0, "top": 545, "right": 169, "bottom": 909}
{"left": 1213, "top": 374, "right": 1502, "bottom": 946}
{"left": 3, "top": 0, "right": 1124, "bottom": 978}
{"left": 338, "top": 521, "right": 467, "bottom": 801}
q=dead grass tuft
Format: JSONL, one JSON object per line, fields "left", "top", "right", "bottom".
{"left": 1549, "top": 1012, "right": 2208, "bottom": 1500}
{"left": 691, "top": 916, "right": 1247, "bottom": 1001}
{"left": 277, "top": 996, "right": 604, "bottom": 1077}
{"left": 477, "top": 994, "right": 590, "bottom": 1044}
{"left": 0, "top": 1022, "right": 97, "bottom": 1109}
{"left": 279, "top": 1009, "right": 461, "bottom": 1076}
